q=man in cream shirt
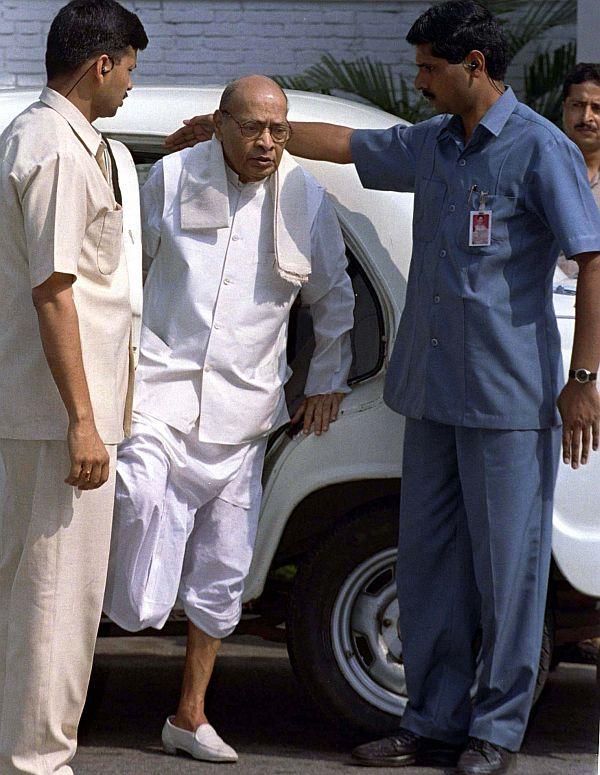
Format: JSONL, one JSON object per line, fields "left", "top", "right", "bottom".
{"left": 0, "top": 1, "right": 147, "bottom": 772}
{"left": 103, "top": 75, "right": 355, "bottom": 763}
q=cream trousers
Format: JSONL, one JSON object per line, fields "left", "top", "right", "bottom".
{"left": 0, "top": 439, "right": 117, "bottom": 775}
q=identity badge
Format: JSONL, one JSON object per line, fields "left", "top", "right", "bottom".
{"left": 469, "top": 209, "right": 492, "bottom": 247}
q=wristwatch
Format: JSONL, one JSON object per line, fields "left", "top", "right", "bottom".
{"left": 569, "top": 368, "right": 598, "bottom": 384}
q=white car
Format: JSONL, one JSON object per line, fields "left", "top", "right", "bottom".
{"left": 0, "top": 86, "right": 598, "bottom": 735}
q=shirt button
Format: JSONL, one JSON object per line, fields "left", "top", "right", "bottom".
{"left": 431, "top": 338, "right": 439, "bottom": 347}
{"left": 213, "top": 322, "right": 221, "bottom": 330}
{"left": 232, "top": 235, "right": 240, "bottom": 241}
{"left": 440, "top": 250, "right": 447, "bottom": 257}
{"left": 433, "top": 295, "right": 440, "bottom": 304}
{"left": 449, "top": 204, "right": 456, "bottom": 212}
{"left": 204, "top": 364, "right": 211, "bottom": 372}
{"left": 459, "top": 159, "right": 466, "bottom": 166}
{"left": 223, "top": 278, "right": 231, "bottom": 285}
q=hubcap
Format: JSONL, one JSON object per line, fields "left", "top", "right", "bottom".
{"left": 331, "top": 547, "right": 406, "bottom": 716}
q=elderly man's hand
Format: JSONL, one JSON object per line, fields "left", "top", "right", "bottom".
{"left": 292, "top": 392, "right": 346, "bottom": 436}
{"left": 165, "top": 115, "right": 215, "bottom": 151}
{"left": 557, "top": 380, "right": 600, "bottom": 468}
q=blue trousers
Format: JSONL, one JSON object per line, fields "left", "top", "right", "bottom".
{"left": 397, "top": 418, "right": 560, "bottom": 751}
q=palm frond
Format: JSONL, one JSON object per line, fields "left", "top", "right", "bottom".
{"left": 505, "top": 0, "right": 575, "bottom": 59}
{"left": 480, "top": 0, "right": 575, "bottom": 59}
{"left": 524, "top": 41, "right": 576, "bottom": 123}
{"left": 274, "top": 54, "right": 432, "bottom": 123}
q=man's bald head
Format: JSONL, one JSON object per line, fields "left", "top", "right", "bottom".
{"left": 214, "top": 75, "right": 291, "bottom": 184}
{"left": 219, "top": 75, "right": 288, "bottom": 114}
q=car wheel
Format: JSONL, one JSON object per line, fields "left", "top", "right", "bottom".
{"left": 532, "top": 607, "right": 553, "bottom": 706}
{"left": 597, "top": 637, "right": 600, "bottom": 714}
{"left": 287, "top": 503, "right": 554, "bottom": 735}
{"left": 287, "top": 504, "right": 403, "bottom": 736}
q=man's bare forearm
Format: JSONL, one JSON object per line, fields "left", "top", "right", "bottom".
{"left": 164, "top": 116, "right": 355, "bottom": 162}
{"left": 287, "top": 122, "right": 354, "bottom": 163}
{"left": 557, "top": 252, "right": 600, "bottom": 467}
{"left": 571, "top": 252, "right": 600, "bottom": 372}
{"left": 32, "top": 278, "right": 94, "bottom": 424}
{"left": 32, "top": 273, "right": 110, "bottom": 488}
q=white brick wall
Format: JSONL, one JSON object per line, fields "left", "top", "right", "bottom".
{"left": 578, "top": 0, "right": 600, "bottom": 60}
{"left": 0, "top": 0, "right": 575, "bottom": 97}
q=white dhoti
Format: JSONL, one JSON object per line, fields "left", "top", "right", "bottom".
{"left": 103, "top": 414, "right": 267, "bottom": 638}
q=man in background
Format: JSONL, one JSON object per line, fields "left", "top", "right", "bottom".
{"left": 556, "top": 63, "right": 600, "bottom": 280}
{"left": 0, "top": 1, "right": 147, "bottom": 772}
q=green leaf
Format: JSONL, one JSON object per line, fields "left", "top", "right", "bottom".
{"left": 274, "top": 54, "right": 432, "bottom": 123}
{"left": 524, "top": 41, "right": 576, "bottom": 123}
{"left": 480, "top": 0, "right": 576, "bottom": 59}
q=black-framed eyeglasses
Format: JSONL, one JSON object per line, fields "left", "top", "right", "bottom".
{"left": 221, "top": 111, "right": 292, "bottom": 143}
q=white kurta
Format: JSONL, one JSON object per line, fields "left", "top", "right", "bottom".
{"left": 134, "top": 140, "right": 355, "bottom": 443}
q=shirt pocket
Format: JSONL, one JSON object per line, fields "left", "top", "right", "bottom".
{"left": 413, "top": 177, "right": 447, "bottom": 242}
{"left": 95, "top": 207, "right": 123, "bottom": 275}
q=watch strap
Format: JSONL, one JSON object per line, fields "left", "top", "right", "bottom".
{"left": 569, "top": 368, "right": 598, "bottom": 383}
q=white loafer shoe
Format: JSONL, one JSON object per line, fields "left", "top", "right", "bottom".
{"left": 162, "top": 716, "right": 238, "bottom": 762}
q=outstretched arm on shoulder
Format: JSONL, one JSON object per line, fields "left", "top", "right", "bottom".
{"left": 165, "top": 114, "right": 354, "bottom": 164}
{"left": 286, "top": 122, "right": 354, "bottom": 163}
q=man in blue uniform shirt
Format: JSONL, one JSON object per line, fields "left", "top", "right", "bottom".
{"left": 166, "top": 2, "right": 600, "bottom": 772}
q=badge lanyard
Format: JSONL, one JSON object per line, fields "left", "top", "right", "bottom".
{"left": 467, "top": 184, "right": 492, "bottom": 247}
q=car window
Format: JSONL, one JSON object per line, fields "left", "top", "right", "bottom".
{"left": 284, "top": 247, "right": 384, "bottom": 412}
{"left": 135, "top": 162, "right": 154, "bottom": 188}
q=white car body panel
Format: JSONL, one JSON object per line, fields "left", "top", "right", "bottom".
{"left": 0, "top": 86, "right": 597, "bottom": 599}
{"left": 246, "top": 374, "right": 405, "bottom": 601}
{"left": 553, "top": 288, "right": 600, "bottom": 596}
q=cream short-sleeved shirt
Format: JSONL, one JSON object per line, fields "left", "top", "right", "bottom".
{"left": 0, "top": 87, "right": 132, "bottom": 443}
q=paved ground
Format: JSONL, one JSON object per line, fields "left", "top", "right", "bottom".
{"left": 74, "top": 635, "right": 598, "bottom": 774}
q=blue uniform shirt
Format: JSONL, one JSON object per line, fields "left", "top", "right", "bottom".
{"left": 351, "top": 87, "right": 600, "bottom": 429}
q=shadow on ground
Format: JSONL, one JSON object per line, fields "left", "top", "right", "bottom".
{"left": 80, "top": 637, "right": 355, "bottom": 762}
{"left": 77, "top": 636, "right": 598, "bottom": 774}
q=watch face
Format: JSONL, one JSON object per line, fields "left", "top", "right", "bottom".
{"left": 575, "top": 368, "right": 590, "bottom": 383}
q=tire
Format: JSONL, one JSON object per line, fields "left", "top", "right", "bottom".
{"left": 287, "top": 504, "right": 403, "bottom": 737}
{"left": 286, "top": 503, "right": 554, "bottom": 735}
{"left": 597, "top": 639, "right": 600, "bottom": 715}
{"left": 532, "top": 607, "right": 553, "bottom": 706}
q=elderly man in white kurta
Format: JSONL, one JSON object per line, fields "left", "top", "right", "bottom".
{"left": 103, "top": 75, "right": 355, "bottom": 762}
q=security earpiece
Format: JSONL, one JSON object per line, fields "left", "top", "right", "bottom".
{"left": 468, "top": 61, "right": 478, "bottom": 71}
{"left": 101, "top": 67, "right": 109, "bottom": 74}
